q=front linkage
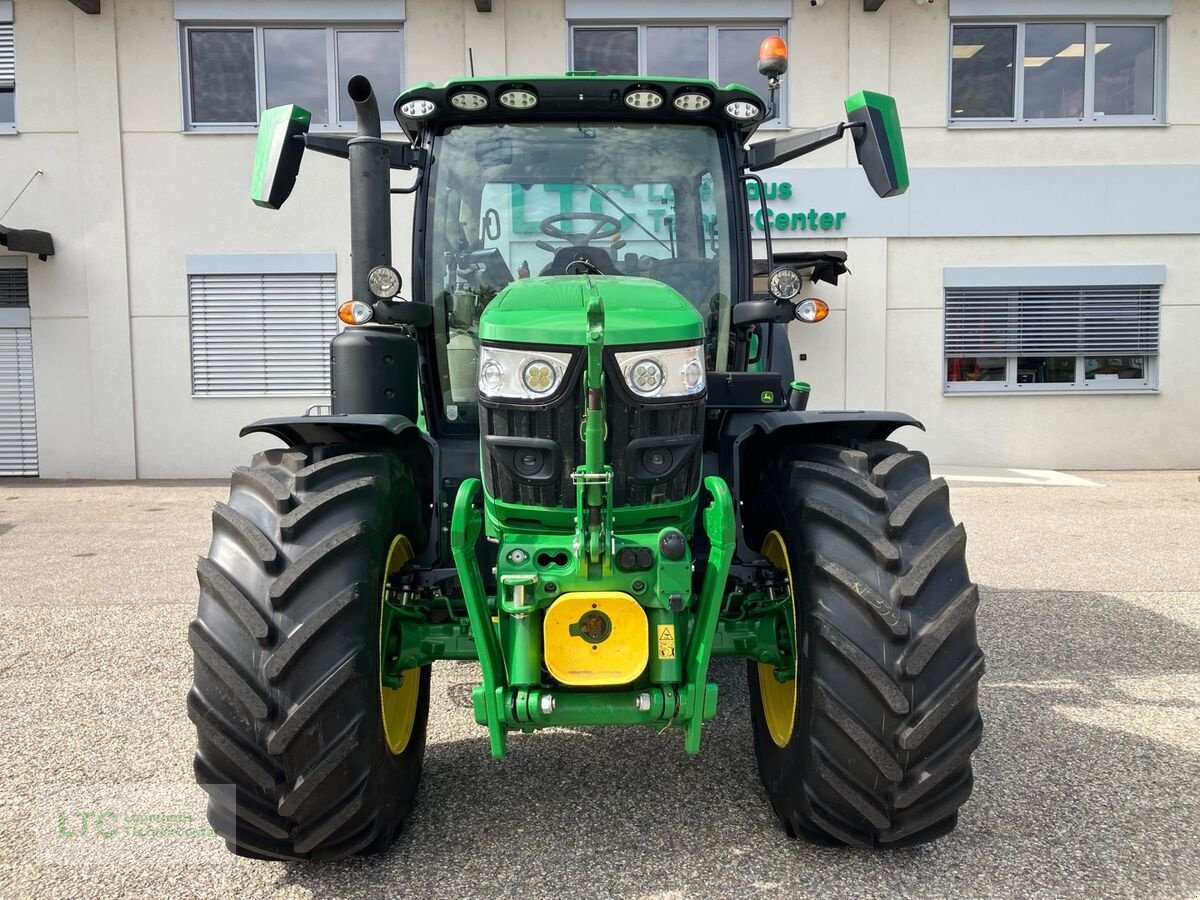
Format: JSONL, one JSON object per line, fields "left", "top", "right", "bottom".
{"left": 448, "top": 289, "right": 737, "bottom": 758}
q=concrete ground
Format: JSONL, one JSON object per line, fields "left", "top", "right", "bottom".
{"left": 0, "top": 470, "right": 1197, "bottom": 900}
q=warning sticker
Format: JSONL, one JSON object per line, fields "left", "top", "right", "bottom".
{"left": 657, "top": 624, "right": 676, "bottom": 660}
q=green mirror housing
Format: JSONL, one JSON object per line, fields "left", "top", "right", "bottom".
{"left": 844, "top": 91, "right": 909, "bottom": 199}
{"left": 251, "top": 104, "right": 311, "bottom": 209}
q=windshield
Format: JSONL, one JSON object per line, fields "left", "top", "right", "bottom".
{"left": 425, "top": 121, "right": 734, "bottom": 426}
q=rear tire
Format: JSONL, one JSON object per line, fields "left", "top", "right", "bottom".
{"left": 747, "top": 439, "right": 984, "bottom": 848}
{"left": 189, "top": 444, "right": 431, "bottom": 861}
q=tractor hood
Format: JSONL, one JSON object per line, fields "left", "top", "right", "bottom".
{"left": 477, "top": 276, "right": 704, "bottom": 348}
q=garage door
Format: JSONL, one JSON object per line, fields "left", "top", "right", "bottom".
{"left": 0, "top": 262, "right": 37, "bottom": 477}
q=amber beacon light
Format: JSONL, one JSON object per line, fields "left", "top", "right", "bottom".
{"left": 758, "top": 36, "right": 789, "bottom": 80}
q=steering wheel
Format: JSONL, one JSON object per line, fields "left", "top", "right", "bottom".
{"left": 538, "top": 212, "right": 623, "bottom": 247}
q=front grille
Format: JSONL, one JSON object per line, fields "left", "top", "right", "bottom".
{"left": 480, "top": 357, "right": 706, "bottom": 510}
{"left": 481, "top": 401, "right": 581, "bottom": 507}
{"left": 609, "top": 398, "right": 705, "bottom": 506}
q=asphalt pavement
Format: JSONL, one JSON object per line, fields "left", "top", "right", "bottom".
{"left": 0, "top": 470, "right": 1197, "bottom": 899}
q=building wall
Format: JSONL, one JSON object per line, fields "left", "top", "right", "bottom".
{"left": 1, "top": 0, "right": 1196, "bottom": 477}
{"left": 880, "top": 235, "right": 1199, "bottom": 469}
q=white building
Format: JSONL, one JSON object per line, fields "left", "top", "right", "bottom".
{"left": 0, "top": 0, "right": 1196, "bottom": 478}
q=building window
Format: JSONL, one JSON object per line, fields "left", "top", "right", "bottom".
{"left": 944, "top": 282, "right": 1161, "bottom": 394}
{"left": 187, "top": 255, "right": 337, "bottom": 396}
{"left": 0, "top": 18, "right": 15, "bottom": 129}
{"left": 180, "top": 25, "right": 404, "bottom": 131}
{"left": 949, "top": 20, "right": 1163, "bottom": 126}
{"left": 570, "top": 23, "right": 786, "bottom": 126}
{"left": 0, "top": 260, "right": 36, "bottom": 475}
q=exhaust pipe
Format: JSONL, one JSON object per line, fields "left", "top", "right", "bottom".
{"left": 348, "top": 74, "right": 382, "bottom": 138}
{"left": 345, "top": 75, "right": 391, "bottom": 312}
{"left": 331, "top": 75, "right": 418, "bottom": 420}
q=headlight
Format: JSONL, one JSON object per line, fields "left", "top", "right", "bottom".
{"left": 615, "top": 344, "right": 706, "bottom": 399}
{"left": 624, "top": 89, "right": 664, "bottom": 110}
{"left": 399, "top": 98, "right": 437, "bottom": 119}
{"left": 477, "top": 345, "right": 573, "bottom": 401}
{"left": 768, "top": 267, "right": 802, "bottom": 301}
{"left": 498, "top": 88, "right": 538, "bottom": 110}
{"left": 673, "top": 91, "right": 712, "bottom": 112}
{"left": 724, "top": 100, "right": 761, "bottom": 120}
{"left": 450, "top": 90, "right": 489, "bottom": 111}
{"left": 368, "top": 265, "right": 402, "bottom": 299}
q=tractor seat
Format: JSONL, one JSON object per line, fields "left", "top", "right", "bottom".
{"left": 539, "top": 246, "right": 620, "bottom": 276}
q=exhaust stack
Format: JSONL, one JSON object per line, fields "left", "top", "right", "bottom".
{"left": 346, "top": 75, "right": 392, "bottom": 311}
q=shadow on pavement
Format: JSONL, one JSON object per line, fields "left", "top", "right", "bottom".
{"left": 273, "top": 588, "right": 1199, "bottom": 900}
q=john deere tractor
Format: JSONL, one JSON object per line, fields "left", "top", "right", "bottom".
{"left": 189, "top": 39, "right": 984, "bottom": 860}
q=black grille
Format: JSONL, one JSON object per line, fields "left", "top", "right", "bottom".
{"left": 480, "top": 357, "right": 706, "bottom": 510}
{"left": 609, "top": 397, "right": 705, "bottom": 506}
{"left": 481, "top": 398, "right": 581, "bottom": 507}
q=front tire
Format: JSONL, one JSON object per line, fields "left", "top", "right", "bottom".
{"left": 189, "top": 445, "right": 431, "bottom": 861}
{"left": 748, "top": 440, "right": 984, "bottom": 848}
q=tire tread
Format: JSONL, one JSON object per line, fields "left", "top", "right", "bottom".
{"left": 749, "top": 437, "right": 983, "bottom": 849}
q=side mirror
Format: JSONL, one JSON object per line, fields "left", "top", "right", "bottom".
{"left": 251, "top": 104, "right": 311, "bottom": 210}
{"left": 844, "top": 91, "right": 909, "bottom": 199}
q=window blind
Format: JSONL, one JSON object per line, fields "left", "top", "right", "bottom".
{"left": 0, "top": 326, "right": 36, "bottom": 476}
{"left": 188, "top": 271, "right": 336, "bottom": 395}
{"left": 0, "top": 23, "right": 15, "bottom": 91}
{"left": 0, "top": 267, "right": 27, "bottom": 306}
{"left": 944, "top": 285, "right": 1161, "bottom": 357}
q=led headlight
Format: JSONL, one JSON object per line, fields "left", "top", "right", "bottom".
{"left": 768, "top": 267, "right": 802, "bottom": 301}
{"left": 522, "top": 359, "right": 558, "bottom": 395}
{"left": 368, "top": 265, "right": 402, "bottom": 299}
{"left": 450, "top": 90, "right": 489, "bottom": 111}
{"left": 477, "top": 345, "right": 572, "bottom": 401}
{"left": 673, "top": 91, "right": 712, "bottom": 112}
{"left": 615, "top": 344, "right": 706, "bottom": 399}
{"left": 498, "top": 88, "right": 538, "bottom": 110}
{"left": 624, "top": 89, "right": 664, "bottom": 110}
{"left": 724, "top": 100, "right": 761, "bottom": 120}
{"left": 399, "top": 98, "right": 437, "bottom": 119}
{"left": 628, "top": 359, "right": 665, "bottom": 394}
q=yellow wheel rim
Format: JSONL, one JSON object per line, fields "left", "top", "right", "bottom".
{"left": 757, "top": 530, "right": 798, "bottom": 748}
{"left": 380, "top": 535, "right": 421, "bottom": 755}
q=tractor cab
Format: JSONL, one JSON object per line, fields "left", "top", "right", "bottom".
{"left": 419, "top": 114, "right": 735, "bottom": 419}
{"left": 397, "top": 75, "right": 769, "bottom": 429}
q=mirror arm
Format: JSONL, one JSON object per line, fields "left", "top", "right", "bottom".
{"left": 732, "top": 299, "right": 795, "bottom": 328}
{"left": 746, "top": 122, "right": 849, "bottom": 172}
{"left": 390, "top": 168, "right": 424, "bottom": 195}
{"left": 301, "top": 133, "right": 349, "bottom": 159}
{"left": 301, "top": 133, "right": 426, "bottom": 170}
{"left": 388, "top": 142, "right": 427, "bottom": 170}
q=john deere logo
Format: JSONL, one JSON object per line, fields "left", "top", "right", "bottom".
{"left": 761, "top": 391, "right": 775, "bottom": 403}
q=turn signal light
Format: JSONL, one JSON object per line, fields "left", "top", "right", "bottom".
{"left": 338, "top": 299, "right": 374, "bottom": 325}
{"left": 795, "top": 298, "right": 829, "bottom": 323}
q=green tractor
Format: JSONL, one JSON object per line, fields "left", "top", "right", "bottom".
{"left": 189, "top": 39, "right": 983, "bottom": 860}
